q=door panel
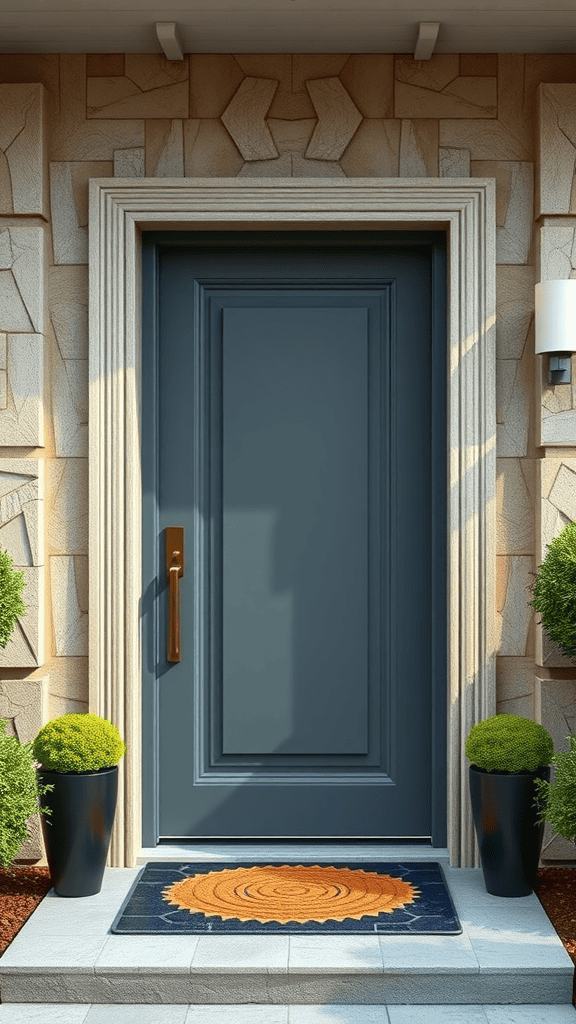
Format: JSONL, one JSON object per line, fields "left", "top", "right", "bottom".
{"left": 141, "top": 231, "right": 446, "bottom": 841}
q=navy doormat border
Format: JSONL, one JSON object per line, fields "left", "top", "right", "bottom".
{"left": 111, "top": 861, "right": 462, "bottom": 935}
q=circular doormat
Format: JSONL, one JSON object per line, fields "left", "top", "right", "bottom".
{"left": 161, "top": 864, "right": 419, "bottom": 923}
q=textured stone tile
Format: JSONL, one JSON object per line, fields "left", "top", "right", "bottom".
{"left": 0, "top": 1005, "right": 90, "bottom": 1022}
{"left": 496, "top": 657, "right": 535, "bottom": 705}
{"left": 439, "top": 121, "right": 531, "bottom": 161}
{"left": 50, "top": 554, "right": 88, "bottom": 656}
{"left": 47, "top": 655, "right": 88, "bottom": 705}
{"left": 471, "top": 161, "right": 533, "bottom": 265}
{"left": 290, "top": 1011, "right": 385, "bottom": 1024}
{"left": 184, "top": 120, "right": 243, "bottom": 177}
{"left": 191, "top": 935, "right": 289, "bottom": 974}
{"left": 377, "top": 931, "right": 477, "bottom": 971}
{"left": 0, "top": 676, "right": 47, "bottom": 743}
{"left": 0, "top": 332, "right": 5, "bottom": 369}
{"left": 268, "top": 119, "right": 316, "bottom": 156}
{"left": 190, "top": 54, "right": 245, "bottom": 118}
{"left": 496, "top": 458, "right": 534, "bottom": 555}
{"left": 496, "top": 555, "right": 533, "bottom": 657}
{"left": 339, "top": 55, "right": 394, "bottom": 118}
{"left": 485, "top": 1007, "right": 576, "bottom": 1024}
{"left": 537, "top": 84, "right": 576, "bottom": 216}
{"left": 293, "top": 54, "right": 349, "bottom": 92}
{"left": 49, "top": 265, "right": 88, "bottom": 361}
{"left": 50, "top": 52, "right": 135, "bottom": 161}
{"left": 51, "top": 335, "right": 88, "bottom": 457}
{"left": 185, "top": 1010, "right": 287, "bottom": 1024}
{"left": 0, "top": 371, "right": 6, "bottom": 410}
{"left": 439, "top": 147, "right": 470, "bottom": 177}
{"left": 51, "top": 161, "right": 112, "bottom": 265}
{"left": 87, "top": 1008, "right": 189, "bottom": 1023}
{"left": 541, "top": 408, "right": 576, "bottom": 446}
{"left": 539, "top": 224, "right": 576, "bottom": 282}
{"left": 395, "top": 55, "right": 496, "bottom": 119}
{"left": 498, "top": 54, "right": 533, "bottom": 160}
{"left": 145, "top": 120, "right": 184, "bottom": 176}
{"left": 340, "top": 119, "right": 400, "bottom": 177}
{"left": 0, "top": 84, "right": 47, "bottom": 216}
{"left": 0, "top": 458, "right": 42, "bottom": 563}
{"left": 0, "top": 53, "right": 59, "bottom": 104}
{"left": 87, "top": 53, "right": 124, "bottom": 77}
{"left": 0, "top": 226, "right": 44, "bottom": 333}
{"left": 461, "top": 55, "right": 498, "bottom": 76}
{"left": 48, "top": 458, "right": 87, "bottom": 554}
{"left": 237, "top": 153, "right": 293, "bottom": 178}
{"left": 114, "top": 147, "right": 145, "bottom": 177}
{"left": 389, "top": 1011, "right": 487, "bottom": 1024}
{"left": 288, "top": 936, "right": 383, "bottom": 973}
{"left": 87, "top": 54, "right": 188, "bottom": 119}
{"left": 292, "top": 155, "right": 345, "bottom": 178}
{"left": 496, "top": 354, "right": 532, "bottom": 457}
{"left": 52, "top": 120, "right": 144, "bottom": 162}
{"left": 496, "top": 266, "right": 534, "bottom": 360}
{"left": 96, "top": 934, "right": 200, "bottom": 973}
{"left": 399, "top": 120, "right": 438, "bottom": 177}
{"left": 305, "top": 78, "right": 362, "bottom": 161}
{"left": 222, "top": 78, "right": 279, "bottom": 161}
{"left": 0, "top": 333, "right": 44, "bottom": 446}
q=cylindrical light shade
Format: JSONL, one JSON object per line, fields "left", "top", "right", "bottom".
{"left": 535, "top": 280, "right": 576, "bottom": 355}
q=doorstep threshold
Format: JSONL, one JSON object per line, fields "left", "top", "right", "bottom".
{"left": 137, "top": 842, "right": 451, "bottom": 864}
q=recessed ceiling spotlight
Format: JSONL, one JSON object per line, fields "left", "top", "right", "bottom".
{"left": 156, "top": 22, "right": 184, "bottom": 61}
{"left": 414, "top": 22, "right": 440, "bottom": 61}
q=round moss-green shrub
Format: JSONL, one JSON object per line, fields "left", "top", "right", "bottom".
{"left": 531, "top": 521, "right": 576, "bottom": 660}
{"left": 32, "top": 714, "right": 126, "bottom": 773}
{"left": 0, "top": 548, "right": 26, "bottom": 649}
{"left": 465, "top": 714, "right": 553, "bottom": 772}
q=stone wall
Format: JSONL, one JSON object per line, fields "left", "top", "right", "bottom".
{"left": 1, "top": 52, "right": 576, "bottom": 861}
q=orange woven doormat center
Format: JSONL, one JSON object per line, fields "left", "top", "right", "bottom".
{"left": 112, "top": 861, "right": 462, "bottom": 934}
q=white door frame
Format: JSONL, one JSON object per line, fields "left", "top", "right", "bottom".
{"left": 88, "top": 177, "right": 496, "bottom": 868}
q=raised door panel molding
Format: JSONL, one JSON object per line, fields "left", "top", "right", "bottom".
{"left": 89, "top": 178, "right": 496, "bottom": 870}
{"left": 0, "top": 460, "right": 44, "bottom": 668}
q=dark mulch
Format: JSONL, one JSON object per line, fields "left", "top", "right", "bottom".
{"left": 0, "top": 866, "right": 52, "bottom": 955}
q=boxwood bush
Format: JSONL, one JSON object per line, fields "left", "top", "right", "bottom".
{"left": 0, "top": 718, "right": 52, "bottom": 868}
{"left": 531, "top": 521, "right": 576, "bottom": 660}
{"left": 32, "top": 713, "right": 126, "bottom": 773}
{"left": 465, "top": 713, "right": 553, "bottom": 772}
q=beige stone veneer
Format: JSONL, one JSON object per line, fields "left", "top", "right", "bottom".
{"left": 0, "top": 52, "right": 575, "bottom": 864}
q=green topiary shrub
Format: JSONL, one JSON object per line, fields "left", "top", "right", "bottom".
{"left": 32, "top": 713, "right": 126, "bottom": 773}
{"left": 465, "top": 713, "right": 553, "bottom": 772}
{"left": 530, "top": 521, "right": 576, "bottom": 660}
{"left": 535, "top": 734, "right": 576, "bottom": 842}
{"left": 0, "top": 548, "right": 26, "bottom": 649}
{"left": 0, "top": 718, "right": 53, "bottom": 868}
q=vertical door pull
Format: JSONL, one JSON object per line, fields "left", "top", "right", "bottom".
{"left": 166, "top": 527, "right": 184, "bottom": 663}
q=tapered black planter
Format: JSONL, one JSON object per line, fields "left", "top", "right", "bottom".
{"left": 39, "top": 766, "right": 118, "bottom": 897}
{"left": 469, "top": 764, "right": 549, "bottom": 897}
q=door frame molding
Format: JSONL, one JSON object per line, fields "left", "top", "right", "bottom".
{"left": 89, "top": 177, "right": 496, "bottom": 868}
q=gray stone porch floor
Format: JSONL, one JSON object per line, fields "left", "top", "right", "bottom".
{"left": 0, "top": 845, "right": 573, "bottom": 1019}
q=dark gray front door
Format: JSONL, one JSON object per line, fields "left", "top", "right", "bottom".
{"left": 142, "top": 231, "right": 446, "bottom": 843}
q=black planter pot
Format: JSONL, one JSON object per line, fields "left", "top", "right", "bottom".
{"left": 38, "top": 766, "right": 118, "bottom": 897}
{"left": 469, "top": 764, "right": 549, "bottom": 897}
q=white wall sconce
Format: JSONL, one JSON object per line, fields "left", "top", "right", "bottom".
{"left": 535, "top": 280, "right": 576, "bottom": 384}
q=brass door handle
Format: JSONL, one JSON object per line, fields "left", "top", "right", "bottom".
{"left": 166, "top": 527, "right": 184, "bottom": 663}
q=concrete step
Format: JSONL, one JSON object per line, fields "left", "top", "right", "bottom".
{"left": 0, "top": 862, "right": 572, "bottom": 1006}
